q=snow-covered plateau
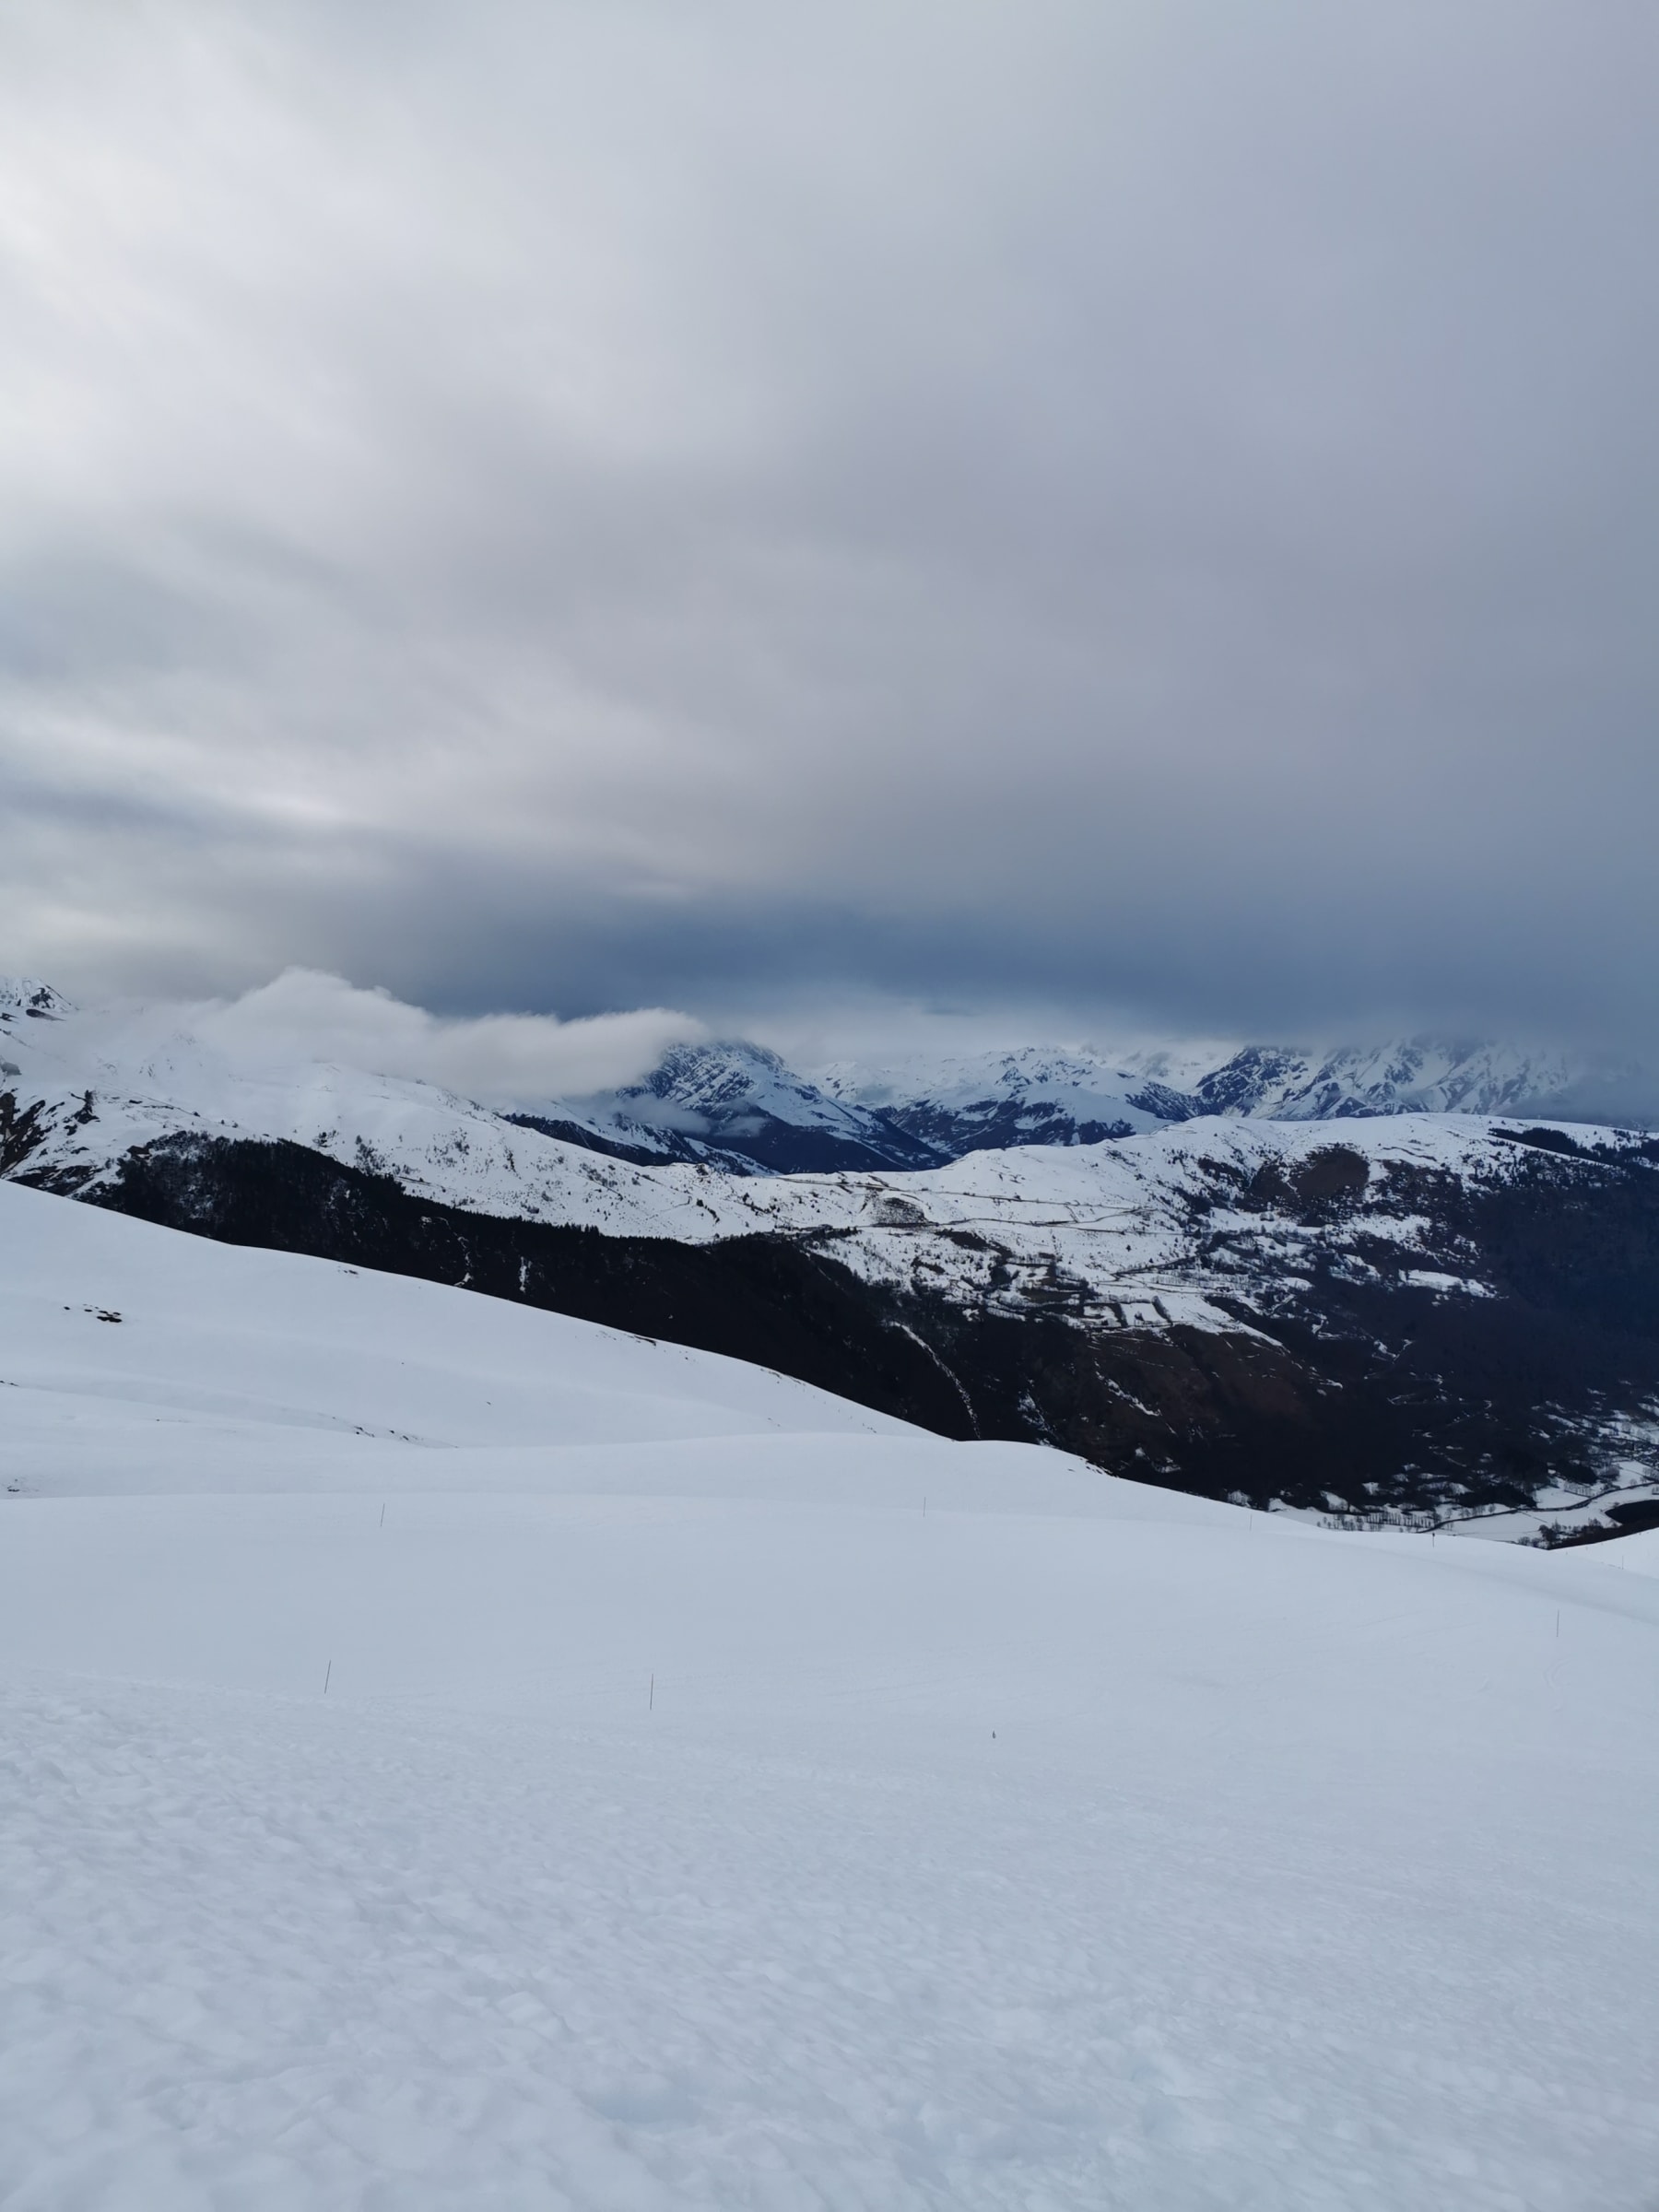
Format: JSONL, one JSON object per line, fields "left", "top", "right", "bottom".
{"left": 3, "top": 1178, "right": 1658, "bottom": 2209}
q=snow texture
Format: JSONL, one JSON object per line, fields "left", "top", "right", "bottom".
{"left": 2, "top": 1182, "right": 1658, "bottom": 2207}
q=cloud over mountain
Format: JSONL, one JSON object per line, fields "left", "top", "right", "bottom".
{"left": 25, "top": 971, "right": 701, "bottom": 1111}
{"left": 196, "top": 971, "right": 705, "bottom": 1105}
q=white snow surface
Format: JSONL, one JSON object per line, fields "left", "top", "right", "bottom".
{"left": 1605, "top": 1525, "right": 1659, "bottom": 1575}
{"left": 0, "top": 1178, "right": 919, "bottom": 1493}
{"left": 3, "top": 1183, "right": 1658, "bottom": 2207}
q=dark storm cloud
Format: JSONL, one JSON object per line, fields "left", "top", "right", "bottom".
{"left": 0, "top": 0, "right": 1655, "bottom": 1053}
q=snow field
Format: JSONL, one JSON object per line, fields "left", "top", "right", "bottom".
{"left": 4, "top": 1495, "right": 1658, "bottom": 2209}
{"left": 0, "top": 1177, "right": 914, "bottom": 1474}
{"left": 1598, "top": 1524, "right": 1659, "bottom": 1576}
{"left": 3, "top": 1183, "right": 1658, "bottom": 2206}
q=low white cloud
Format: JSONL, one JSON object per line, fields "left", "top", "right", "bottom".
{"left": 190, "top": 970, "right": 700, "bottom": 1106}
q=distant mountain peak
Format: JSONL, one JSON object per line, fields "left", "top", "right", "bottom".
{"left": 1187, "top": 1035, "right": 1580, "bottom": 1122}
{"left": 538, "top": 1036, "right": 946, "bottom": 1175}
{"left": 0, "top": 977, "right": 72, "bottom": 1024}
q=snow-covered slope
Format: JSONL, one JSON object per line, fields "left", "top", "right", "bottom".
{"left": 1, "top": 997, "right": 943, "bottom": 1217}
{"left": 3, "top": 1181, "right": 1658, "bottom": 2208}
{"left": 0, "top": 992, "right": 727, "bottom": 1233}
{"left": 0, "top": 1178, "right": 920, "bottom": 1499}
{"left": 1606, "top": 1525, "right": 1659, "bottom": 1575}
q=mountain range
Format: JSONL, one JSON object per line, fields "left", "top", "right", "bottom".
{"left": 524, "top": 1032, "right": 1597, "bottom": 1178}
{"left": 6, "top": 975, "right": 1657, "bottom": 1543}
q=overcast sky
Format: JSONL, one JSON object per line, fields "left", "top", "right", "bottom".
{"left": 1, "top": 0, "right": 1655, "bottom": 1058}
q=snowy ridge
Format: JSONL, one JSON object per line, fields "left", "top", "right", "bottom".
{"left": 820, "top": 1034, "right": 1596, "bottom": 1159}
{"left": 1182, "top": 1036, "right": 1581, "bottom": 1119}
{"left": 820, "top": 1044, "right": 1182, "bottom": 1154}
{"left": 0, "top": 975, "right": 69, "bottom": 1022}
{"left": 526, "top": 1038, "right": 938, "bottom": 1173}
{"left": 604, "top": 1038, "right": 936, "bottom": 1168}
{"left": 0, "top": 1002, "right": 739, "bottom": 1240}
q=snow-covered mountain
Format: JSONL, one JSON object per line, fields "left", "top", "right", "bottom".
{"left": 1182, "top": 1037, "right": 1583, "bottom": 1119}
{"left": 518, "top": 1038, "right": 939, "bottom": 1174}
{"left": 0, "top": 974, "right": 71, "bottom": 1052}
{"left": 819, "top": 1044, "right": 1194, "bottom": 1156}
{"left": 812, "top": 1035, "right": 1598, "bottom": 1163}
{"left": 8, "top": 1178, "right": 1657, "bottom": 2206}
{"left": 547, "top": 1033, "right": 1612, "bottom": 1177}
{"left": 0, "top": 976, "right": 1630, "bottom": 1182}
{"left": 6, "top": 978, "right": 1659, "bottom": 1539}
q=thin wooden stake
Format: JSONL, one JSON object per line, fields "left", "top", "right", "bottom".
{"left": 649, "top": 1673, "right": 654, "bottom": 1712}
{"left": 380, "top": 1501, "right": 386, "bottom": 1529}
{"left": 324, "top": 1659, "right": 332, "bottom": 1696}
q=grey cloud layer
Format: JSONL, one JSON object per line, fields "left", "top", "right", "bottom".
{"left": 0, "top": 0, "right": 1654, "bottom": 1045}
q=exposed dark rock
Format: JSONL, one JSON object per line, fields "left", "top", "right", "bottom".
{"left": 0, "top": 1089, "right": 49, "bottom": 1176}
{"left": 875, "top": 1098, "right": 1139, "bottom": 1158}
